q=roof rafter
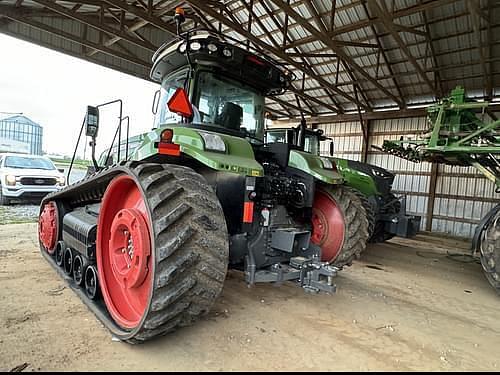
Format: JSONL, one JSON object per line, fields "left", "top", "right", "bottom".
{"left": 258, "top": 0, "right": 343, "bottom": 113}
{"left": 267, "top": 0, "right": 403, "bottom": 107}
{"left": 367, "top": 0, "right": 436, "bottom": 95}
{"left": 466, "top": 0, "right": 492, "bottom": 99}
{"left": 185, "top": 0, "right": 366, "bottom": 109}
{"left": 31, "top": 0, "right": 158, "bottom": 51}
{"left": 2, "top": 10, "right": 151, "bottom": 68}
{"left": 361, "top": 1, "right": 405, "bottom": 105}
{"left": 303, "top": 0, "right": 372, "bottom": 109}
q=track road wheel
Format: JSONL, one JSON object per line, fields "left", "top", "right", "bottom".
{"left": 312, "top": 185, "right": 369, "bottom": 267}
{"left": 97, "top": 163, "right": 229, "bottom": 343}
{"left": 480, "top": 210, "right": 500, "bottom": 294}
{"left": 39, "top": 201, "right": 59, "bottom": 254}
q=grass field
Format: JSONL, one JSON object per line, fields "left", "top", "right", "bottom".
{"left": 49, "top": 157, "right": 90, "bottom": 169}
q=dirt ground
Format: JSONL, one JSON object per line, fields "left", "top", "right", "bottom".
{"left": 0, "top": 223, "right": 498, "bottom": 372}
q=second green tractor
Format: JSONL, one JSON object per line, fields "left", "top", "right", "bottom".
{"left": 265, "top": 126, "right": 421, "bottom": 243}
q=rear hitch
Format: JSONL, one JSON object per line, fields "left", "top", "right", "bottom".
{"left": 292, "top": 256, "right": 338, "bottom": 294}
{"left": 244, "top": 255, "right": 338, "bottom": 294}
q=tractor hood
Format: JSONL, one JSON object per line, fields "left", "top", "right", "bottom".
{"left": 288, "top": 150, "right": 343, "bottom": 184}
{"left": 131, "top": 125, "right": 264, "bottom": 177}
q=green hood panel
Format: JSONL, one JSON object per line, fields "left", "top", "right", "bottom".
{"left": 131, "top": 126, "right": 264, "bottom": 177}
{"left": 288, "top": 150, "right": 343, "bottom": 184}
{"left": 332, "top": 158, "right": 379, "bottom": 197}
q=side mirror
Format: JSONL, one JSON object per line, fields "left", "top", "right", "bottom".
{"left": 152, "top": 89, "right": 160, "bottom": 115}
{"left": 57, "top": 168, "right": 64, "bottom": 173}
{"left": 85, "top": 106, "right": 99, "bottom": 138}
{"left": 329, "top": 141, "right": 334, "bottom": 156}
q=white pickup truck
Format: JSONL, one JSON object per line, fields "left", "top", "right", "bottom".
{"left": 0, "top": 153, "right": 66, "bottom": 205}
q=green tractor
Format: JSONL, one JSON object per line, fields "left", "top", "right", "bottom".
{"left": 265, "top": 125, "right": 421, "bottom": 243}
{"left": 37, "top": 28, "right": 369, "bottom": 343}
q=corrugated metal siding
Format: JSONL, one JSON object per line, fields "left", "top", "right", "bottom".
{"left": 319, "top": 121, "right": 363, "bottom": 162}
{"left": 433, "top": 164, "right": 500, "bottom": 237}
{"left": 368, "top": 117, "right": 431, "bottom": 232}
{"left": 310, "top": 115, "right": 499, "bottom": 238}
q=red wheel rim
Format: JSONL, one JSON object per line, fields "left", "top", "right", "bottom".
{"left": 311, "top": 190, "right": 345, "bottom": 262}
{"left": 39, "top": 201, "right": 58, "bottom": 254}
{"left": 97, "top": 175, "right": 152, "bottom": 329}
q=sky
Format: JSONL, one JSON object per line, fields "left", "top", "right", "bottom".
{"left": 0, "top": 33, "right": 159, "bottom": 158}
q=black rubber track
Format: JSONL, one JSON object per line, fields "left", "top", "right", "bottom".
{"left": 479, "top": 209, "right": 500, "bottom": 294}
{"left": 39, "top": 162, "right": 229, "bottom": 343}
{"left": 319, "top": 184, "right": 370, "bottom": 268}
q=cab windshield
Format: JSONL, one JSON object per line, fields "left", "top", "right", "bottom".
{"left": 266, "top": 129, "right": 320, "bottom": 155}
{"left": 266, "top": 130, "right": 288, "bottom": 144}
{"left": 304, "top": 134, "right": 320, "bottom": 155}
{"left": 195, "top": 71, "right": 265, "bottom": 141}
{"left": 154, "top": 69, "right": 266, "bottom": 142}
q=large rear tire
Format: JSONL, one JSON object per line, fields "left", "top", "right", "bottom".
{"left": 311, "top": 185, "right": 369, "bottom": 268}
{"left": 479, "top": 209, "right": 500, "bottom": 294}
{"left": 352, "top": 189, "right": 376, "bottom": 238}
{"left": 97, "top": 163, "right": 229, "bottom": 343}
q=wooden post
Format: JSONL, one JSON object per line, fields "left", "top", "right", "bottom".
{"left": 425, "top": 163, "right": 439, "bottom": 231}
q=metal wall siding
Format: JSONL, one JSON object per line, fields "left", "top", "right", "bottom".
{"left": 314, "top": 115, "right": 498, "bottom": 238}
{"left": 320, "top": 121, "right": 363, "bottom": 161}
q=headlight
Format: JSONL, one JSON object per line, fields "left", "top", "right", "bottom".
{"left": 207, "top": 43, "right": 218, "bottom": 53}
{"left": 5, "top": 174, "right": 16, "bottom": 186}
{"left": 189, "top": 41, "right": 201, "bottom": 51}
{"left": 57, "top": 176, "right": 66, "bottom": 186}
{"left": 222, "top": 48, "right": 232, "bottom": 57}
{"left": 178, "top": 42, "right": 187, "bottom": 53}
{"left": 320, "top": 157, "right": 335, "bottom": 170}
{"left": 199, "top": 131, "right": 226, "bottom": 152}
{"left": 372, "top": 168, "right": 387, "bottom": 178}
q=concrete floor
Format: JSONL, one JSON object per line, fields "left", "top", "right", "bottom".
{"left": 0, "top": 223, "right": 498, "bottom": 371}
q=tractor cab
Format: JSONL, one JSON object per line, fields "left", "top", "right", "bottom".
{"left": 151, "top": 32, "right": 291, "bottom": 143}
{"left": 266, "top": 127, "right": 331, "bottom": 156}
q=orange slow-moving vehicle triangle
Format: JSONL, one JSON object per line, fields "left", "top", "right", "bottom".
{"left": 167, "top": 87, "right": 193, "bottom": 118}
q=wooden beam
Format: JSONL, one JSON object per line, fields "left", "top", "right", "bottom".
{"left": 270, "top": 96, "right": 313, "bottom": 115}
{"left": 185, "top": 0, "right": 364, "bottom": 109}
{"left": 268, "top": 0, "right": 403, "bottom": 107}
{"left": 362, "top": 1, "right": 405, "bottom": 105}
{"left": 3, "top": 13, "right": 152, "bottom": 68}
{"left": 258, "top": 0, "right": 343, "bottom": 112}
{"left": 420, "top": 1, "right": 443, "bottom": 97}
{"left": 329, "top": 0, "right": 336, "bottom": 32}
{"left": 31, "top": 0, "right": 158, "bottom": 51}
{"left": 425, "top": 163, "right": 439, "bottom": 232}
{"left": 303, "top": 0, "right": 372, "bottom": 109}
{"left": 103, "top": 0, "right": 177, "bottom": 35}
{"left": 0, "top": 23, "right": 151, "bottom": 80}
{"left": 367, "top": 0, "right": 436, "bottom": 94}
{"left": 272, "top": 108, "right": 429, "bottom": 125}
